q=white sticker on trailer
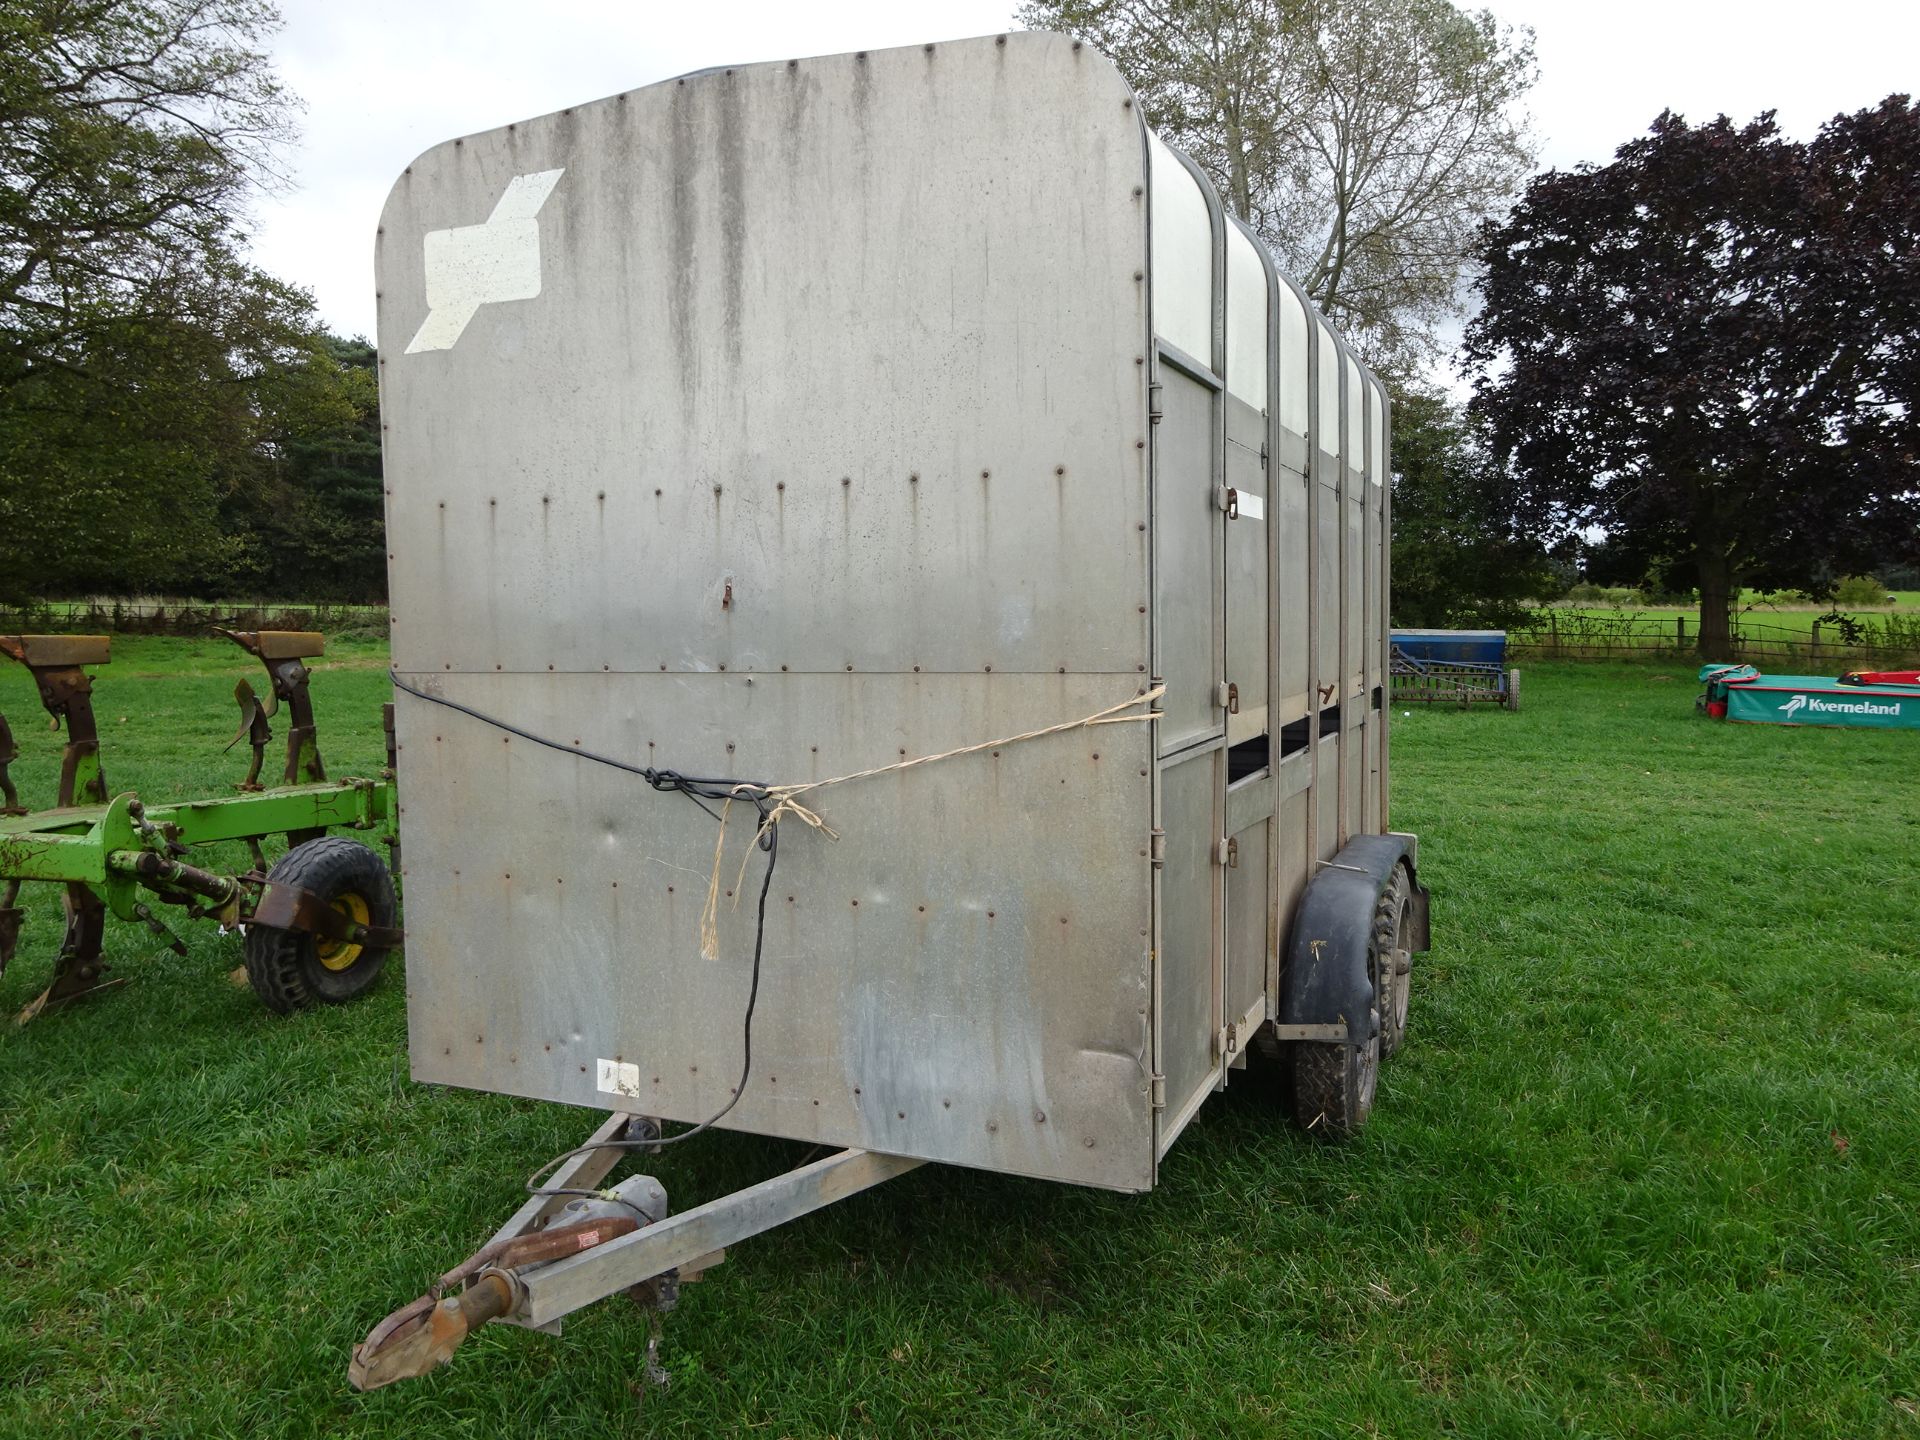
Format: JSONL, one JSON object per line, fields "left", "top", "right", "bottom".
{"left": 407, "top": 168, "right": 565, "bottom": 354}
{"left": 596, "top": 1057, "right": 643, "bottom": 1099}
{"left": 1234, "top": 491, "right": 1265, "bottom": 521}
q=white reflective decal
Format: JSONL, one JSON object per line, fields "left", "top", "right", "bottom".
{"left": 596, "top": 1056, "right": 643, "bottom": 1099}
{"left": 408, "top": 168, "right": 565, "bottom": 354}
{"left": 1233, "top": 491, "right": 1265, "bottom": 521}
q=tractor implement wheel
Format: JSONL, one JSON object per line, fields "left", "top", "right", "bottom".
{"left": 245, "top": 836, "right": 397, "bottom": 1014}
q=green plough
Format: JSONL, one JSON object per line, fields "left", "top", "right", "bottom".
{"left": 0, "top": 630, "right": 401, "bottom": 1022}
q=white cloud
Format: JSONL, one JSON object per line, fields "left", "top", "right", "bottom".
{"left": 249, "top": 0, "right": 1920, "bottom": 344}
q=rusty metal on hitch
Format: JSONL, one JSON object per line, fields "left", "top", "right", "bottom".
{"left": 251, "top": 877, "right": 403, "bottom": 949}
{"left": 348, "top": 1271, "right": 518, "bottom": 1392}
{"left": 349, "top": 1213, "right": 641, "bottom": 1391}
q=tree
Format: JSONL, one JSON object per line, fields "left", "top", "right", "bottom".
{"left": 1466, "top": 102, "right": 1920, "bottom": 659}
{"left": 215, "top": 335, "right": 387, "bottom": 603}
{"left": 0, "top": 0, "right": 295, "bottom": 392}
{"left": 0, "top": 269, "right": 357, "bottom": 602}
{"left": 1018, "top": 0, "right": 1536, "bottom": 369}
{"left": 1389, "top": 384, "right": 1557, "bottom": 628}
{"left": 0, "top": 0, "right": 341, "bottom": 604}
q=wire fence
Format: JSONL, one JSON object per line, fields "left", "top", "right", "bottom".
{"left": 7, "top": 598, "right": 1920, "bottom": 669}
{"left": 0, "top": 598, "right": 389, "bottom": 638}
{"left": 1510, "top": 609, "right": 1920, "bottom": 668}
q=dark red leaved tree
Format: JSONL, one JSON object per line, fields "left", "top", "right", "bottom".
{"left": 1466, "top": 101, "right": 1920, "bottom": 658}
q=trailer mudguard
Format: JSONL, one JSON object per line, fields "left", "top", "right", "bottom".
{"left": 1279, "top": 834, "right": 1431, "bottom": 1041}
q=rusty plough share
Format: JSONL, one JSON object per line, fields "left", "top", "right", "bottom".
{"left": 0, "top": 631, "right": 401, "bottom": 1022}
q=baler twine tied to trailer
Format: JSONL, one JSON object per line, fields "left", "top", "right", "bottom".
{"left": 697, "top": 682, "right": 1166, "bottom": 961}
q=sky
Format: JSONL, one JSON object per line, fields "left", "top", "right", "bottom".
{"left": 250, "top": 0, "right": 1920, "bottom": 347}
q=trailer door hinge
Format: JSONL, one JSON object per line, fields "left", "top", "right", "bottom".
{"left": 1149, "top": 827, "right": 1166, "bottom": 869}
{"left": 1150, "top": 1073, "right": 1166, "bottom": 1110}
{"left": 1217, "top": 680, "right": 1238, "bottom": 713}
{"left": 1225, "top": 836, "right": 1239, "bottom": 869}
{"left": 1260, "top": 441, "right": 1269, "bottom": 471}
{"left": 1213, "top": 1023, "right": 1240, "bottom": 1060}
{"left": 1148, "top": 382, "right": 1163, "bottom": 423}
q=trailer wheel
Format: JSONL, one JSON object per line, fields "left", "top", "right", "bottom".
{"left": 244, "top": 836, "right": 397, "bottom": 1014}
{"left": 1376, "top": 864, "right": 1413, "bottom": 1059}
{"left": 1291, "top": 1016, "right": 1379, "bottom": 1139}
{"left": 1292, "top": 860, "right": 1415, "bottom": 1133}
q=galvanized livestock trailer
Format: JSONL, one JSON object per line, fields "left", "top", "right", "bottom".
{"left": 354, "top": 31, "right": 1431, "bottom": 1388}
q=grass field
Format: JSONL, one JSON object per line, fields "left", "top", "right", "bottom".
{"left": 2, "top": 644, "right": 1917, "bottom": 1438}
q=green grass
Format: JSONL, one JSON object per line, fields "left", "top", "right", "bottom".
{"left": 3, "top": 646, "right": 1917, "bottom": 1437}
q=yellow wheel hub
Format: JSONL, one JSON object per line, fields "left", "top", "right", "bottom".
{"left": 317, "top": 891, "right": 370, "bottom": 972}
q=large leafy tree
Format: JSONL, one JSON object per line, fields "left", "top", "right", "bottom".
{"left": 0, "top": 0, "right": 294, "bottom": 391}
{"left": 1389, "top": 385, "right": 1557, "bottom": 628}
{"left": 1467, "top": 101, "right": 1920, "bottom": 659}
{"left": 1018, "top": 0, "right": 1536, "bottom": 369}
{"left": 215, "top": 335, "right": 387, "bottom": 603}
{"left": 0, "top": 0, "right": 377, "bottom": 605}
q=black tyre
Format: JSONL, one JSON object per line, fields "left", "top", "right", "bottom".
{"left": 1376, "top": 864, "right": 1414, "bottom": 1059}
{"left": 1291, "top": 1019, "right": 1379, "bottom": 1139}
{"left": 244, "top": 836, "right": 397, "bottom": 1015}
{"left": 1291, "top": 863, "right": 1413, "bottom": 1138}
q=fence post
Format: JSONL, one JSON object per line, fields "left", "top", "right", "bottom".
{"left": 1810, "top": 621, "right": 1821, "bottom": 664}
{"left": 1676, "top": 616, "right": 1686, "bottom": 652}
{"left": 1550, "top": 609, "right": 1560, "bottom": 657}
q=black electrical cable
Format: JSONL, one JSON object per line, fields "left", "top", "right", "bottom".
{"left": 387, "top": 669, "right": 775, "bottom": 828}
{"left": 386, "top": 668, "right": 782, "bottom": 1208}
{"left": 520, "top": 818, "right": 777, "bottom": 1206}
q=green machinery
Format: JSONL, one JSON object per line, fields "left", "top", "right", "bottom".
{"left": 0, "top": 630, "right": 401, "bottom": 1022}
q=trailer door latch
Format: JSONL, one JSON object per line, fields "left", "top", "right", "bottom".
{"left": 1217, "top": 681, "right": 1239, "bottom": 714}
